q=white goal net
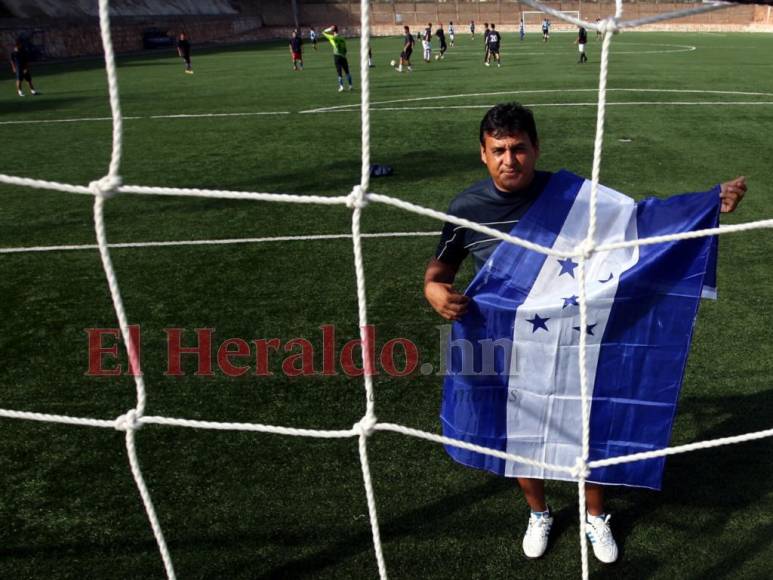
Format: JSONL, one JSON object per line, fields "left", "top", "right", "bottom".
{"left": 522, "top": 10, "right": 581, "bottom": 31}
{"left": 0, "top": 1, "right": 771, "bottom": 579}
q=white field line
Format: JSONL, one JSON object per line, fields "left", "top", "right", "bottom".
{"left": 3, "top": 89, "right": 770, "bottom": 126}
{"left": 0, "top": 111, "right": 289, "bottom": 126}
{"left": 447, "top": 42, "right": 695, "bottom": 55}
{"left": 312, "top": 101, "right": 773, "bottom": 113}
{"left": 299, "top": 88, "right": 773, "bottom": 114}
{"left": 0, "top": 231, "right": 441, "bottom": 254}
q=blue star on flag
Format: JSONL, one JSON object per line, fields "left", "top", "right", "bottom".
{"left": 573, "top": 323, "right": 598, "bottom": 336}
{"left": 557, "top": 258, "right": 578, "bottom": 278}
{"left": 562, "top": 295, "right": 579, "bottom": 308}
{"left": 526, "top": 314, "right": 550, "bottom": 333}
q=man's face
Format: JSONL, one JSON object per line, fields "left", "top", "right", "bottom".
{"left": 480, "top": 130, "right": 540, "bottom": 193}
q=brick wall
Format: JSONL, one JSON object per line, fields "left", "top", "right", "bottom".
{"left": 0, "top": 15, "right": 265, "bottom": 61}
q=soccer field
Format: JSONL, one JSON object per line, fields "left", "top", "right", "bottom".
{"left": 1, "top": 31, "right": 772, "bottom": 578}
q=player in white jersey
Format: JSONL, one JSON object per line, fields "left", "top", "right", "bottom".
{"left": 309, "top": 27, "right": 318, "bottom": 50}
{"left": 448, "top": 21, "right": 455, "bottom": 47}
{"left": 422, "top": 23, "right": 432, "bottom": 62}
{"left": 542, "top": 18, "right": 550, "bottom": 42}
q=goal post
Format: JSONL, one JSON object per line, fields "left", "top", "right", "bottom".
{"left": 521, "top": 10, "right": 580, "bottom": 32}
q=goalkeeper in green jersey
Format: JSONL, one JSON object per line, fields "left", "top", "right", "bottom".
{"left": 322, "top": 25, "right": 353, "bottom": 92}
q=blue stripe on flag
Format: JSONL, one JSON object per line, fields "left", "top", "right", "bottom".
{"left": 589, "top": 187, "right": 721, "bottom": 489}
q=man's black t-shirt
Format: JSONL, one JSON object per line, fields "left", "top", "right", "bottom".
{"left": 435, "top": 171, "right": 552, "bottom": 273}
{"left": 290, "top": 36, "right": 302, "bottom": 53}
{"left": 578, "top": 27, "right": 587, "bottom": 44}
{"left": 177, "top": 39, "right": 191, "bottom": 57}
{"left": 487, "top": 31, "right": 501, "bottom": 49}
{"left": 10, "top": 49, "right": 27, "bottom": 70}
{"left": 436, "top": 29, "right": 446, "bottom": 47}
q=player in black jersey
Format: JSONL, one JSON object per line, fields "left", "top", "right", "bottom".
{"left": 289, "top": 29, "right": 303, "bottom": 71}
{"left": 576, "top": 26, "right": 588, "bottom": 63}
{"left": 177, "top": 32, "right": 193, "bottom": 74}
{"left": 435, "top": 24, "right": 448, "bottom": 59}
{"left": 485, "top": 23, "right": 501, "bottom": 67}
{"left": 9, "top": 40, "right": 38, "bottom": 96}
{"left": 483, "top": 23, "right": 491, "bottom": 65}
{"left": 397, "top": 25, "right": 414, "bottom": 72}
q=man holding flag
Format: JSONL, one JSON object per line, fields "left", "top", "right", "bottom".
{"left": 424, "top": 103, "right": 746, "bottom": 562}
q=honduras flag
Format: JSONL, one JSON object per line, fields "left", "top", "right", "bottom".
{"left": 440, "top": 170, "right": 720, "bottom": 490}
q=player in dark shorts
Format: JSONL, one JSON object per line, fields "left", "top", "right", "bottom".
{"left": 486, "top": 23, "right": 501, "bottom": 67}
{"left": 322, "top": 25, "right": 352, "bottom": 92}
{"left": 483, "top": 23, "right": 491, "bottom": 65}
{"left": 289, "top": 29, "right": 303, "bottom": 71}
{"left": 177, "top": 32, "right": 193, "bottom": 74}
{"left": 470, "top": 20, "right": 475, "bottom": 40}
{"left": 576, "top": 26, "right": 588, "bottom": 63}
{"left": 397, "top": 25, "right": 414, "bottom": 72}
{"left": 310, "top": 27, "right": 318, "bottom": 50}
{"left": 9, "top": 40, "right": 38, "bottom": 96}
{"left": 435, "top": 24, "right": 448, "bottom": 59}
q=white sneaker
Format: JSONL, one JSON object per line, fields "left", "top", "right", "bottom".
{"left": 348, "top": 85, "right": 353, "bottom": 91}
{"left": 485, "top": 62, "right": 490, "bottom": 67}
{"left": 18, "top": 90, "right": 25, "bottom": 97}
{"left": 522, "top": 509, "right": 553, "bottom": 558}
{"left": 337, "top": 85, "right": 344, "bottom": 92}
{"left": 585, "top": 513, "right": 619, "bottom": 563}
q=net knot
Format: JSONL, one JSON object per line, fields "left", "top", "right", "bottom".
{"left": 577, "top": 239, "right": 596, "bottom": 259}
{"left": 115, "top": 409, "right": 142, "bottom": 431}
{"left": 353, "top": 414, "right": 377, "bottom": 437}
{"left": 597, "top": 17, "right": 620, "bottom": 35}
{"left": 346, "top": 186, "right": 369, "bottom": 209}
{"left": 572, "top": 457, "right": 591, "bottom": 479}
{"left": 89, "top": 175, "right": 122, "bottom": 199}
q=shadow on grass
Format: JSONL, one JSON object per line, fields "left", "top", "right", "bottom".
{"left": 0, "top": 96, "right": 91, "bottom": 116}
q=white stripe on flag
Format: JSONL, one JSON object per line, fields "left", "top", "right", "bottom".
{"left": 505, "top": 180, "right": 640, "bottom": 480}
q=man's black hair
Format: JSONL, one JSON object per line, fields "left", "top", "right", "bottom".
{"left": 479, "top": 102, "right": 539, "bottom": 147}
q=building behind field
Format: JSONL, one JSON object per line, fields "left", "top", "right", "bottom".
{"left": 1, "top": 0, "right": 772, "bottom": 61}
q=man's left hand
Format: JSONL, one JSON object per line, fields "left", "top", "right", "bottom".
{"left": 720, "top": 176, "right": 746, "bottom": 213}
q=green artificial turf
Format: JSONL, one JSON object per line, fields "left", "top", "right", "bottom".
{"left": 0, "top": 31, "right": 771, "bottom": 579}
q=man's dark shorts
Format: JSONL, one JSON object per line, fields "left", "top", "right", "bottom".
{"left": 334, "top": 54, "right": 350, "bottom": 76}
{"left": 15, "top": 69, "right": 31, "bottom": 82}
{"left": 400, "top": 47, "right": 412, "bottom": 60}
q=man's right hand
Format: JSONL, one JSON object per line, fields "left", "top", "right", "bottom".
{"left": 424, "top": 281, "right": 470, "bottom": 321}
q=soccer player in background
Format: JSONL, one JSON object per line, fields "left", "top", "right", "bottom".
{"left": 520, "top": 18, "right": 525, "bottom": 41}
{"left": 9, "top": 40, "right": 37, "bottom": 96}
{"left": 423, "top": 23, "right": 432, "bottom": 62}
{"left": 289, "top": 29, "right": 303, "bottom": 71}
{"left": 486, "top": 23, "right": 501, "bottom": 67}
{"left": 435, "top": 23, "right": 448, "bottom": 59}
{"left": 309, "top": 26, "right": 318, "bottom": 50}
{"left": 576, "top": 25, "right": 588, "bottom": 63}
{"left": 322, "top": 25, "right": 352, "bottom": 92}
{"left": 177, "top": 32, "right": 193, "bottom": 74}
{"left": 448, "top": 21, "right": 455, "bottom": 47}
{"left": 424, "top": 102, "right": 747, "bottom": 565}
{"left": 470, "top": 20, "right": 475, "bottom": 40}
{"left": 396, "top": 25, "right": 414, "bottom": 72}
{"left": 542, "top": 18, "right": 550, "bottom": 42}
{"left": 483, "top": 23, "right": 491, "bottom": 65}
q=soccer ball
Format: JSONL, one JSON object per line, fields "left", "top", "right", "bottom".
{"left": 390, "top": 59, "right": 396, "bottom": 67}
{"left": 434, "top": 54, "right": 440, "bottom": 61}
